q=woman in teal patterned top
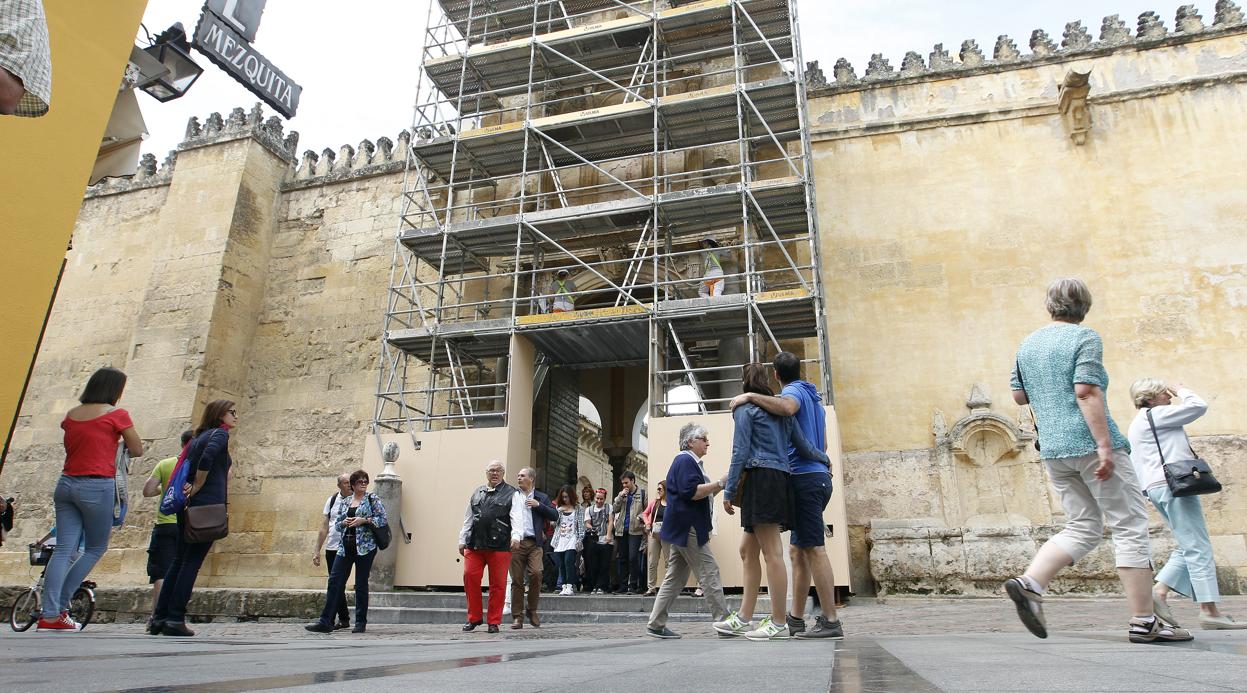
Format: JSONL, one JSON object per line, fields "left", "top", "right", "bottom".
{"left": 1003, "top": 278, "right": 1189, "bottom": 645}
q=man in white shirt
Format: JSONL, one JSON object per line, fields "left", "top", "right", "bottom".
{"left": 509, "top": 467, "right": 557, "bottom": 628}
{"left": 313, "top": 474, "right": 352, "bottom": 629}
{"left": 458, "top": 461, "right": 525, "bottom": 633}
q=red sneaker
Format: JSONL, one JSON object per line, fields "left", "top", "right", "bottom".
{"left": 36, "top": 614, "right": 79, "bottom": 631}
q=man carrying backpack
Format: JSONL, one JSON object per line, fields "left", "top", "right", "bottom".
{"left": 313, "top": 473, "right": 353, "bottom": 630}
{"left": 141, "top": 430, "right": 193, "bottom": 632}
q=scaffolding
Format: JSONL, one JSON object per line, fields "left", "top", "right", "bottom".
{"left": 375, "top": 0, "right": 832, "bottom": 432}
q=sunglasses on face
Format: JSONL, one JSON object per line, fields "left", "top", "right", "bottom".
{"left": 228, "top": 409, "right": 238, "bottom": 416}
{"left": 353, "top": 480, "right": 369, "bottom": 486}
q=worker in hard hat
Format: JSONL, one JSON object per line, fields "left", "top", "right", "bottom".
{"left": 699, "top": 238, "right": 726, "bottom": 298}
{"left": 543, "top": 268, "right": 576, "bottom": 313}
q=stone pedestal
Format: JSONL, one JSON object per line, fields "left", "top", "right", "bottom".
{"left": 369, "top": 476, "right": 403, "bottom": 592}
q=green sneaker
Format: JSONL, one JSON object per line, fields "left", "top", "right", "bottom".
{"left": 744, "top": 615, "right": 791, "bottom": 641}
{"left": 712, "top": 611, "right": 752, "bottom": 637}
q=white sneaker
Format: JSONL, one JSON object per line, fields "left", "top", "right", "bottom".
{"left": 562, "top": 585, "right": 574, "bottom": 596}
{"left": 712, "top": 611, "right": 752, "bottom": 637}
{"left": 744, "top": 615, "right": 791, "bottom": 641}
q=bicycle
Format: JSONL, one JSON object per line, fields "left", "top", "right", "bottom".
{"left": 9, "top": 543, "right": 96, "bottom": 632}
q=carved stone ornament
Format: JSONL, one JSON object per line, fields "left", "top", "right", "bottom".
{"left": 1058, "top": 69, "right": 1094, "bottom": 145}
{"left": 939, "top": 384, "right": 1035, "bottom": 467}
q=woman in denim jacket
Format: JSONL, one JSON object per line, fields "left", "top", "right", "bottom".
{"left": 306, "top": 469, "right": 389, "bottom": 633}
{"left": 715, "top": 363, "right": 829, "bottom": 641}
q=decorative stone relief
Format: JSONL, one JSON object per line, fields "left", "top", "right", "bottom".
{"left": 806, "top": 60, "right": 828, "bottom": 88}
{"left": 1058, "top": 69, "right": 1094, "bottom": 145}
{"left": 934, "top": 385, "right": 1044, "bottom": 530}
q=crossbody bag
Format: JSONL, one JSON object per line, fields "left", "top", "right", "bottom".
{"left": 1145, "top": 408, "right": 1221, "bottom": 497}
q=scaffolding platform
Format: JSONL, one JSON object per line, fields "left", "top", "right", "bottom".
{"left": 400, "top": 176, "right": 808, "bottom": 267}
{"left": 410, "top": 76, "right": 799, "bottom": 184}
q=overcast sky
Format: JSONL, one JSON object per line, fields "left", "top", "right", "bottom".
{"left": 137, "top": 1, "right": 1213, "bottom": 161}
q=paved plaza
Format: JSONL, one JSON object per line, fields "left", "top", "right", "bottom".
{"left": 3, "top": 597, "right": 1247, "bottom": 692}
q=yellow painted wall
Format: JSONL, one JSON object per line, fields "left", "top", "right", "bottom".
{"left": 0, "top": 1, "right": 149, "bottom": 467}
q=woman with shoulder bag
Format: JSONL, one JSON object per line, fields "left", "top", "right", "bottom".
{"left": 39, "top": 367, "right": 144, "bottom": 632}
{"left": 152, "top": 399, "right": 235, "bottom": 637}
{"left": 1127, "top": 379, "right": 1244, "bottom": 630}
{"left": 643, "top": 481, "right": 669, "bottom": 596}
{"left": 306, "top": 469, "right": 389, "bottom": 633}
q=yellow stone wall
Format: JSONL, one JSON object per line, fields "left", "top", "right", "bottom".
{"left": 810, "top": 24, "right": 1247, "bottom": 592}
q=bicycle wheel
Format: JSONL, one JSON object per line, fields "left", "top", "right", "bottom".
{"left": 69, "top": 586, "right": 94, "bottom": 630}
{"left": 9, "top": 588, "right": 39, "bottom": 632}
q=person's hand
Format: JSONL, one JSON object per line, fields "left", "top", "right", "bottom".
{"left": 525, "top": 498, "right": 540, "bottom": 508}
{"left": 312, "top": 553, "right": 321, "bottom": 567}
{"left": 723, "top": 498, "right": 735, "bottom": 515}
{"left": 458, "top": 544, "right": 467, "bottom": 557}
{"left": 510, "top": 538, "right": 521, "bottom": 551}
{"left": 1094, "top": 449, "right": 1115, "bottom": 481}
{"left": 1171, "top": 381, "right": 1186, "bottom": 393}
{"left": 729, "top": 393, "right": 751, "bottom": 411}
{"left": 576, "top": 540, "right": 583, "bottom": 552}
{"left": 182, "top": 482, "right": 193, "bottom": 496}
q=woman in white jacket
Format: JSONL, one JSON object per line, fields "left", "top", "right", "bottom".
{"left": 1127, "top": 380, "right": 1245, "bottom": 630}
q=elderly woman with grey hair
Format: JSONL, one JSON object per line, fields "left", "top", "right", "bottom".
{"left": 1127, "top": 380, "right": 1245, "bottom": 630}
{"left": 1007, "top": 278, "right": 1189, "bottom": 644}
{"left": 645, "top": 422, "right": 731, "bottom": 639}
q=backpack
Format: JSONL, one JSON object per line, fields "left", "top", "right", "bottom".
{"left": 158, "top": 434, "right": 204, "bottom": 516}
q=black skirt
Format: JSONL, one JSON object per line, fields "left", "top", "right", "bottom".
{"left": 738, "top": 467, "right": 793, "bottom": 533}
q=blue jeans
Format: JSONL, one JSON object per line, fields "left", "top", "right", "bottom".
{"left": 1148, "top": 486, "right": 1220, "bottom": 603}
{"left": 319, "top": 544, "right": 375, "bottom": 626}
{"left": 154, "top": 517, "right": 214, "bottom": 624}
{"left": 41, "top": 476, "right": 113, "bottom": 618}
{"left": 554, "top": 549, "right": 577, "bottom": 588}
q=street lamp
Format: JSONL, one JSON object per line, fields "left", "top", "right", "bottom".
{"left": 139, "top": 23, "right": 203, "bottom": 102}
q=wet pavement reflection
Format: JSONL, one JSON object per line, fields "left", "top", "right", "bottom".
{"left": 829, "top": 639, "right": 942, "bottom": 693}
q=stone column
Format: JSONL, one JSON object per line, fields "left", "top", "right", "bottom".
{"left": 369, "top": 442, "right": 403, "bottom": 592}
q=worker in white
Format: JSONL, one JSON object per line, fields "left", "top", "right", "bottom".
{"left": 542, "top": 268, "right": 576, "bottom": 313}
{"left": 699, "top": 238, "right": 726, "bottom": 298}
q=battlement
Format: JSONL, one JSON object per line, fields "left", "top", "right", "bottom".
{"left": 284, "top": 130, "right": 410, "bottom": 191}
{"left": 808, "top": 1, "right": 1247, "bottom": 94}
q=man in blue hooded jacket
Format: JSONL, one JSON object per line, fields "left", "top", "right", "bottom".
{"left": 731, "top": 351, "right": 844, "bottom": 639}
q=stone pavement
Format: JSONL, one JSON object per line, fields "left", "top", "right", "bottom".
{"left": 3, "top": 596, "right": 1247, "bottom": 691}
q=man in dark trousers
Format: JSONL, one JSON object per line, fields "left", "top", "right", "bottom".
{"left": 612, "top": 470, "right": 647, "bottom": 594}
{"left": 510, "top": 467, "right": 557, "bottom": 628}
{"left": 312, "top": 473, "right": 352, "bottom": 630}
{"left": 458, "top": 460, "right": 524, "bottom": 633}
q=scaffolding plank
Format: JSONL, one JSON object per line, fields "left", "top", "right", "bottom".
{"left": 399, "top": 176, "right": 808, "bottom": 266}
{"left": 410, "top": 77, "right": 799, "bottom": 183}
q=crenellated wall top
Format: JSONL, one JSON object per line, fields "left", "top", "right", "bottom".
{"left": 807, "top": 2, "right": 1247, "bottom": 95}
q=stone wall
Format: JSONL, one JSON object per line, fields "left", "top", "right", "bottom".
{"left": 810, "top": 5, "right": 1247, "bottom": 595}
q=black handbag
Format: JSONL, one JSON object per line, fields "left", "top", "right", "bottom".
{"left": 368, "top": 494, "right": 392, "bottom": 550}
{"left": 1146, "top": 409, "right": 1221, "bottom": 497}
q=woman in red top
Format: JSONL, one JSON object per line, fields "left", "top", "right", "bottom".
{"left": 38, "top": 367, "right": 143, "bottom": 631}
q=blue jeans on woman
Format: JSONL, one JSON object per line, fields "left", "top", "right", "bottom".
{"left": 318, "top": 543, "right": 376, "bottom": 627}
{"left": 554, "top": 549, "right": 577, "bottom": 589}
{"left": 154, "top": 518, "right": 214, "bottom": 625}
{"left": 41, "top": 476, "right": 113, "bottom": 618}
{"left": 1148, "top": 486, "right": 1220, "bottom": 603}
